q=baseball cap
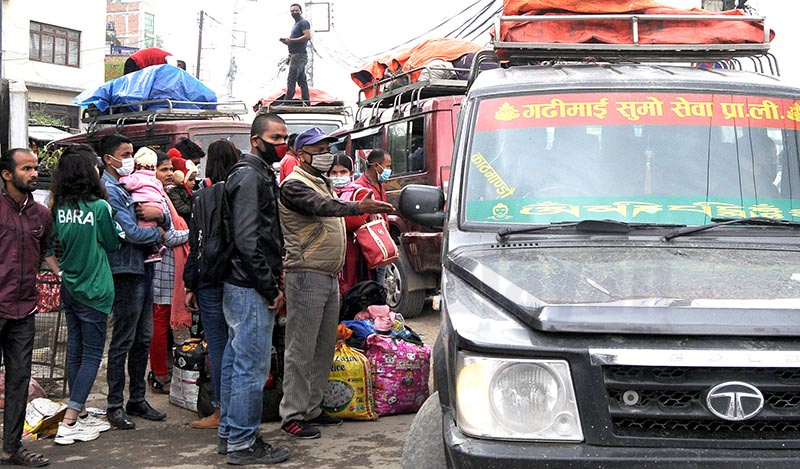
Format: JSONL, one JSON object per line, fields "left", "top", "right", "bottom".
{"left": 295, "top": 127, "right": 337, "bottom": 151}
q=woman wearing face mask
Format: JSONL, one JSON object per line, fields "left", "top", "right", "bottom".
{"left": 331, "top": 155, "right": 372, "bottom": 294}
{"left": 354, "top": 148, "right": 392, "bottom": 281}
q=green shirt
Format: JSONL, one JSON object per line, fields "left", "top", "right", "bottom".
{"left": 53, "top": 198, "right": 121, "bottom": 313}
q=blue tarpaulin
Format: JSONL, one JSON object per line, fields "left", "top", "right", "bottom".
{"left": 73, "top": 65, "right": 217, "bottom": 113}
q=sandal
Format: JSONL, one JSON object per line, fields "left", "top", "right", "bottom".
{"left": 147, "top": 371, "right": 170, "bottom": 395}
{"left": 0, "top": 447, "right": 49, "bottom": 467}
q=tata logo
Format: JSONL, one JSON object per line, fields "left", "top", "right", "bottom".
{"left": 705, "top": 381, "right": 764, "bottom": 421}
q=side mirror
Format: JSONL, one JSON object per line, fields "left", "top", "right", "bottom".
{"left": 398, "top": 184, "right": 445, "bottom": 231}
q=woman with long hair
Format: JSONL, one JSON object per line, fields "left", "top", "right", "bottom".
{"left": 184, "top": 138, "right": 239, "bottom": 429}
{"left": 50, "top": 144, "right": 121, "bottom": 445}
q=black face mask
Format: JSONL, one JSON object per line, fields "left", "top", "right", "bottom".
{"left": 291, "top": 12, "right": 302, "bottom": 21}
{"left": 256, "top": 138, "right": 287, "bottom": 165}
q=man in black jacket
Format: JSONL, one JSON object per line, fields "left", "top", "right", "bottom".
{"left": 216, "top": 113, "right": 290, "bottom": 465}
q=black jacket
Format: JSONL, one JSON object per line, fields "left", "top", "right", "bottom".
{"left": 221, "top": 154, "right": 283, "bottom": 302}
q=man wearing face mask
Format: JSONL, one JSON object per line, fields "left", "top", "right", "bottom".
{"left": 279, "top": 3, "right": 311, "bottom": 104}
{"left": 278, "top": 127, "right": 393, "bottom": 439}
{"left": 354, "top": 148, "right": 393, "bottom": 280}
{"left": 99, "top": 134, "right": 169, "bottom": 430}
{"left": 217, "top": 113, "right": 290, "bottom": 465}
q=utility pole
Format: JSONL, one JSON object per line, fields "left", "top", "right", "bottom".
{"left": 196, "top": 10, "right": 204, "bottom": 78}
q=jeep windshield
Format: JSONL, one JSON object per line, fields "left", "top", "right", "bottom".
{"left": 463, "top": 91, "right": 800, "bottom": 229}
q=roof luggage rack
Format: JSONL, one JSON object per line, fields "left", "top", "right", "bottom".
{"left": 491, "top": 14, "right": 772, "bottom": 62}
{"left": 357, "top": 64, "right": 469, "bottom": 108}
{"left": 82, "top": 99, "right": 248, "bottom": 128}
{"left": 256, "top": 103, "right": 350, "bottom": 116}
{"left": 354, "top": 64, "right": 469, "bottom": 128}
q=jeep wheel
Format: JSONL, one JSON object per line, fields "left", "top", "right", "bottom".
{"left": 401, "top": 392, "right": 446, "bottom": 469}
{"left": 384, "top": 251, "right": 426, "bottom": 319}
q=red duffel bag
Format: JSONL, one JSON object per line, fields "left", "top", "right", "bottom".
{"left": 355, "top": 218, "right": 398, "bottom": 269}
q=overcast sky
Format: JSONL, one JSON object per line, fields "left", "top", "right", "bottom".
{"left": 147, "top": 0, "right": 800, "bottom": 110}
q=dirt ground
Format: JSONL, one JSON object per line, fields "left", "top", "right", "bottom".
{"left": 3, "top": 303, "right": 441, "bottom": 468}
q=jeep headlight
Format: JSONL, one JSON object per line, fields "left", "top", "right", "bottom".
{"left": 455, "top": 352, "right": 583, "bottom": 441}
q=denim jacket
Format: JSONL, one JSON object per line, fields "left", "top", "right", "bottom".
{"left": 102, "top": 172, "right": 168, "bottom": 275}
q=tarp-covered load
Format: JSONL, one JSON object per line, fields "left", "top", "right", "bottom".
{"left": 496, "top": 0, "right": 774, "bottom": 46}
{"left": 73, "top": 64, "right": 217, "bottom": 114}
{"left": 351, "top": 38, "right": 483, "bottom": 99}
{"left": 254, "top": 87, "right": 344, "bottom": 112}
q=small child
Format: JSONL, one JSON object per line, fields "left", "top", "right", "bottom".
{"left": 120, "top": 147, "right": 167, "bottom": 263}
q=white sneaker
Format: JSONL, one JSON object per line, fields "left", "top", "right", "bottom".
{"left": 79, "top": 414, "right": 111, "bottom": 432}
{"left": 54, "top": 419, "right": 100, "bottom": 445}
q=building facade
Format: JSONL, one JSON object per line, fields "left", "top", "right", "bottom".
{"left": 1, "top": 0, "right": 106, "bottom": 131}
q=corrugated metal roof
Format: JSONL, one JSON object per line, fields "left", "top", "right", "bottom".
{"left": 28, "top": 126, "right": 74, "bottom": 142}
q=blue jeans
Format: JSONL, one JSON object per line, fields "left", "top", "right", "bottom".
{"left": 284, "top": 53, "right": 309, "bottom": 102}
{"left": 107, "top": 267, "right": 154, "bottom": 409}
{"left": 219, "top": 283, "right": 275, "bottom": 452}
{"left": 62, "top": 286, "right": 109, "bottom": 413}
{"left": 197, "top": 285, "right": 226, "bottom": 408}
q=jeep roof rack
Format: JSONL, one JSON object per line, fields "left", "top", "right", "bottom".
{"left": 81, "top": 99, "right": 248, "bottom": 127}
{"left": 467, "top": 13, "right": 778, "bottom": 86}
{"left": 256, "top": 103, "right": 350, "bottom": 116}
{"left": 354, "top": 64, "right": 470, "bottom": 127}
{"left": 357, "top": 64, "right": 469, "bottom": 108}
{"left": 492, "top": 13, "right": 771, "bottom": 62}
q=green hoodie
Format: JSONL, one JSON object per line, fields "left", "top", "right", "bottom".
{"left": 53, "top": 198, "right": 121, "bottom": 313}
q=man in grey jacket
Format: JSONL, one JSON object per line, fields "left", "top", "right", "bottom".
{"left": 278, "top": 127, "right": 393, "bottom": 439}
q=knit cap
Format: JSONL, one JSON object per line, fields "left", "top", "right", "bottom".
{"left": 133, "top": 147, "right": 157, "bottom": 171}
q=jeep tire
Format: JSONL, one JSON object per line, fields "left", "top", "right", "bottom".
{"left": 401, "top": 392, "right": 446, "bottom": 469}
{"left": 383, "top": 250, "right": 426, "bottom": 318}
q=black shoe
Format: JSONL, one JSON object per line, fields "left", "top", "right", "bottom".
{"left": 107, "top": 407, "right": 136, "bottom": 430}
{"left": 226, "top": 436, "right": 289, "bottom": 465}
{"left": 281, "top": 419, "right": 320, "bottom": 439}
{"left": 217, "top": 437, "right": 228, "bottom": 455}
{"left": 308, "top": 412, "right": 343, "bottom": 427}
{"left": 125, "top": 400, "right": 166, "bottom": 421}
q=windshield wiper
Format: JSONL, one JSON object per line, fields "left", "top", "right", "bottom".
{"left": 662, "top": 216, "right": 800, "bottom": 241}
{"left": 497, "top": 219, "right": 636, "bottom": 243}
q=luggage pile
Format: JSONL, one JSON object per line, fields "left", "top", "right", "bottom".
{"left": 323, "top": 282, "right": 431, "bottom": 420}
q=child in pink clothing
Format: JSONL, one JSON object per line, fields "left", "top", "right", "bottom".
{"left": 120, "top": 146, "right": 167, "bottom": 263}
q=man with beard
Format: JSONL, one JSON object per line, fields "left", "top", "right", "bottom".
{"left": 0, "top": 148, "right": 58, "bottom": 467}
{"left": 278, "top": 128, "right": 393, "bottom": 439}
{"left": 216, "top": 113, "right": 290, "bottom": 465}
{"left": 279, "top": 3, "right": 311, "bottom": 104}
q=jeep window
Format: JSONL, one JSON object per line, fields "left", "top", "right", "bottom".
{"left": 351, "top": 130, "right": 383, "bottom": 175}
{"left": 286, "top": 123, "right": 339, "bottom": 135}
{"left": 387, "top": 117, "right": 425, "bottom": 176}
{"left": 192, "top": 133, "right": 251, "bottom": 154}
{"left": 463, "top": 92, "right": 800, "bottom": 227}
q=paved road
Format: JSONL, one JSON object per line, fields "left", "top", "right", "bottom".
{"left": 19, "top": 303, "right": 441, "bottom": 468}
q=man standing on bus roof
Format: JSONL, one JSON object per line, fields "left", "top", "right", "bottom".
{"left": 279, "top": 3, "right": 311, "bottom": 105}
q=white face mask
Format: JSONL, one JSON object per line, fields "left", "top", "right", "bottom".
{"left": 112, "top": 156, "right": 135, "bottom": 177}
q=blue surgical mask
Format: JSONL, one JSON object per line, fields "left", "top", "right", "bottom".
{"left": 331, "top": 176, "right": 350, "bottom": 188}
{"left": 377, "top": 163, "right": 391, "bottom": 181}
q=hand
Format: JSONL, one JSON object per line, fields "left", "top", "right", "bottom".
{"left": 136, "top": 204, "right": 165, "bottom": 222}
{"left": 280, "top": 37, "right": 289, "bottom": 45}
{"left": 184, "top": 291, "right": 199, "bottom": 312}
{"left": 270, "top": 290, "right": 285, "bottom": 312}
{"left": 357, "top": 196, "right": 395, "bottom": 214}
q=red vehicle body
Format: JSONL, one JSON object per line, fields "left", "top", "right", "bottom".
{"left": 332, "top": 76, "right": 465, "bottom": 318}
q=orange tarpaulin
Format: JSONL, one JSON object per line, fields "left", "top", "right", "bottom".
{"left": 254, "top": 87, "right": 343, "bottom": 111}
{"left": 497, "top": 0, "right": 774, "bottom": 46}
{"left": 402, "top": 38, "right": 483, "bottom": 82}
{"left": 351, "top": 38, "right": 482, "bottom": 98}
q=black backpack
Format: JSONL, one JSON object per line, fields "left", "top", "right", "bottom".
{"left": 340, "top": 280, "right": 387, "bottom": 321}
{"left": 191, "top": 182, "right": 231, "bottom": 285}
